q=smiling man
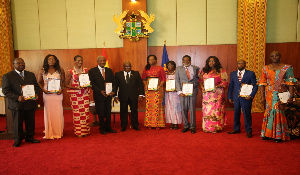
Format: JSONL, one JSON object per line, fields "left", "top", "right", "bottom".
{"left": 2, "top": 58, "right": 40, "bottom": 147}
{"left": 113, "top": 61, "right": 144, "bottom": 132}
{"left": 88, "top": 56, "right": 116, "bottom": 135}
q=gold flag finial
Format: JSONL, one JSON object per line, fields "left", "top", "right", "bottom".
{"left": 164, "top": 40, "right": 166, "bottom": 45}
{"left": 103, "top": 41, "right": 106, "bottom": 47}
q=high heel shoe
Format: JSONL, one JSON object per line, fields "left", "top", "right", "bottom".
{"left": 170, "top": 124, "right": 174, "bottom": 129}
{"left": 174, "top": 124, "right": 178, "bottom": 130}
{"left": 274, "top": 139, "right": 282, "bottom": 143}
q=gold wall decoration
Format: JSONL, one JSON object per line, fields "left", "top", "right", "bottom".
{"left": 113, "top": 10, "right": 155, "bottom": 41}
{"left": 237, "top": 0, "right": 267, "bottom": 112}
{"left": 0, "top": 0, "right": 14, "bottom": 86}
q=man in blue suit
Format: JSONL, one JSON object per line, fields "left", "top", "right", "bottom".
{"left": 227, "top": 60, "right": 258, "bottom": 138}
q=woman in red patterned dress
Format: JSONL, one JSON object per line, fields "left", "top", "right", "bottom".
{"left": 65, "top": 55, "right": 91, "bottom": 137}
{"left": 142, "top": 55, "right": 166, "bottom": 129}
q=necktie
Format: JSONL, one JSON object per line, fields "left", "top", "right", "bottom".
{"left": 238, "top": 71, "right": 242, "bottom": 82}
{"left": 185, "top": 67, "right": 190, "bottom": 80}
{"left": 101, "top": 69, "right": 105, "bottom": 80}
{"left": 126, "top": 72, "right": 130, "bottom": 84}
{"left": 19, "top": 71, "right": 24, "bottom": 80}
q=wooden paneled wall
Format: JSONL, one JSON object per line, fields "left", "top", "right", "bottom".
{"left": 14, "top": 42, "right": 300, "bottom": 109}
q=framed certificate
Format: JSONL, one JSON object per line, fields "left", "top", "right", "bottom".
{"left": 182, "top": 83, "right": 193, "bottom": 96}
{"left": 21, "top": 85, "right": 36, "bottom": 100}
{"left": 47, "top": 79, "right": 61, "bottom": 93}
{"left": 105, "top": 82, "right": 112, "bottom": 94}
{"left": 204, "top": 78, "right": 215, "bottom": 91}
{"left": 239, "top": 84, "right": 253, "bottom": 97}
{"left": 278, "top": 92, "right": 290, "bottom": 103}
{"left": 148, "top": 78, "right": 159, "bottom": 90}
{"left": 166, "top": 79, "right": 176, "bottom": 92}
{"left": 79, "top": 73, "right": 91, "bottom": 87}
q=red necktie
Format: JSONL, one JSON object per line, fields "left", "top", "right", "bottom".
{"left": 102, "top": 69, "right": 105, "bottom": 80}
{"left": 238, "top": 71, "right": 242, "bottom": 82}
{"left": 185, "top": 67, "right": 190, "bottom": 80}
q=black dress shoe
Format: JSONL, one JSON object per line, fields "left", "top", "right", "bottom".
{"left": 191, "top": 128, "right": 196, "bottom": 134}
{"left": 181, "top": 128, "right": 189, "bottom": 133}
{"left": 261, "top": 137, "right": 269, "bottom": 140}
{"left": 227, "top": 130, "right": 241, "bottom": 134}
{"left": 100, "top": 130, "right": 107, "bottom": 135}
{"left": 121, "top": 128, "right": 126, "bottom": 132}
{"left": 106, "top": 129, "right": 117, "bottom": 133}
{"left": 133, "top": 127, "right": 140, "bottom": 131}
{"left": 25, "top": 138, "right": 40, "bottom": 143}
{"left": 13, "top": 140, "right": 22, "bottom": 147}
{"left": 274, "top": 139, "right": 282, "bottom": 143}
{"left": 246, "top": 132, "right": 252, "bottom": 138}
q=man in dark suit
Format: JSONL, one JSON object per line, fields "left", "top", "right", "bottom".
{"left": 2, "top": 58, "right": 40, "bottom": 147}
{"left": 227, "top": 59, "right": 258, "bottom": 138}
{"left": 89, "top": 56, "right": 116, "bottom": 135}
{"left": 175, "top": 55, "right": 200, "bottom": 134}
{"left": 113, "top": 61, "right": 145, "bottom": 132}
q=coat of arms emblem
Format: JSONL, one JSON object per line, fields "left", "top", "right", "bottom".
{"left": 113, "top": 10, "right": 155, "bottom": 41}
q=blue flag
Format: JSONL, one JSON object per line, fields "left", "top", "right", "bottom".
{"left": 161, "top": 44, "right": 169, "bottom": 106}
{"left": 161, "top": 44, "right": 169, "bottom": 73}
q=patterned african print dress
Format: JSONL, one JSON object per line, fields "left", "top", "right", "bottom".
{"left": 142, "top": 66, "right": 166, "bottom": 128}
{"left": 165, "top": 74, "right": 183, "bottom": 124}
{"left": 199, "top": 69, "right": 228, "bottom": 133}
{"left": 258, "top": 65, "right": 296, "bottom": 140}
{"left": 67, "top": 68, "right": 91, "bottom": 136}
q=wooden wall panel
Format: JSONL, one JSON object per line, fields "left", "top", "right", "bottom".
{"left": 14, "top": 42, "right": 300, "bottom": 109}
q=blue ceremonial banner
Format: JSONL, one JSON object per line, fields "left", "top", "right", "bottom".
{"left": 161, "top": 44, "right": 169, "bottom": 73}
{"left": 161, "top": 44, "right": 169, "bottom": 106}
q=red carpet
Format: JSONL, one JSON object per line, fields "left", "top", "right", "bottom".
{"left": 0, "top": 110, "right": 299, "bottom": 175}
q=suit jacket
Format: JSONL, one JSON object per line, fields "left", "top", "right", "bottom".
{"left": 227, "top": 69, "right": 258, "bottom": 102}
{"left": 2, "top": 70, "right": 40, "bottom": 110}
{"left": 89, "top": 66, "right": 115, "bottom": 101}
{"left": 113, "top": 70, "right": 145, "bottom": 101}
{"left": 175, "top": 65, "right": 200, "bottom": 93}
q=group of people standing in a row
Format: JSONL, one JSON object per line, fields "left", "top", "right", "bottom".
{"left": 1, "top": 50, "right": 296, "bottom": 147}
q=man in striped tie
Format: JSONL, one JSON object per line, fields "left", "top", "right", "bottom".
{"left": 227, "top": 60, "right": 258, "bottom": 138}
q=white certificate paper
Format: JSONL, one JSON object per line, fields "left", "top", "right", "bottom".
{"left": 278, "top": 92, "right": 290, "bottom": 103}
{"left": 79, "top": 73, "right": 91, "bottom": 87}
{"left": 47, "top": 79, "right": 61, "bottom": 93}
{"left": 204, "top": 78, "right": 215, "bottom": 91}
{"left": 239, "top": 84, "right": 253, "bottom": 97}
{"left": 105, "top": 82, "right": 112, "bottom": 94}
{"left": 148, "top": 78, "right": 159, "bottom": 90}
{"left": 182, "top": 83, "right": 193, "bottom": 96}
{"left": 166, "top": 79, "right": 176, "bottom": 92}
{"left": 22, "top": 85, "right": 36, "bottom": 100}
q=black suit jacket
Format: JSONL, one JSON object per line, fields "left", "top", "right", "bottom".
{"left": 113, "top": 70, "right": 145, "bottom": 101}
{"left": 2, "top": 70, "right": 40, "bottom": 110}
{"left": 89, "top": 66, "right": 115, "bottom": 101}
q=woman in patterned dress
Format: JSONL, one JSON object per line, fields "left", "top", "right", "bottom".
{"left": 165, "top": 61, "right": 182, "bottom": 130}
{"left": 198, "top": 56, "right": 228, "bottom": 133}
{"left": 142, "top": 55, "right": 166, "bottom": 129}
{"left": 258, "top": 51, "right": 296, "bottom": 143}
{"left": 65, "top": 55, "right": 90, "bottom": 138}
{"left": 37, "top": 54, "right": 65, "bottom": 139}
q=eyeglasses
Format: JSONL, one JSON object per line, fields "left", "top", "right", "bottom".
{"left": 124, "top": 66, "right": 131, "bottom": 68}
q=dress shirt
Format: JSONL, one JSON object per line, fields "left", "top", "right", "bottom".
{"left": 15, "top": 69, "right": 24, "bottom": 79}
{"left": 237, "top": 69, "right": 245, "bottom": 80}
{"left": 123, "top": 71, "right": 131, "bottom": 81}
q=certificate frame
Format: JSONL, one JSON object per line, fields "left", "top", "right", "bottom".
{"left": 147, "top": 77, "right": 159, "bottom": 91}
{"left": 78, "top": 73, "right": 91, "bottom": 87}
{"left": 239, "top": 83, "right": 253, "bottom": 98}
{"left": 204, "top": 78, "right": 215, "bottom": 92}
{"left": 47, "top": 78, "right": 61, "bottom": 93}
{"left": 277, "top": 91, "right": 290, "bottom": 104}
{"left": 105, "top": 82, "right": 113, "bottom": 94}
{"left": 21, "top": 84, "right": 36, "bottom": 100}
{"left": 182, "top": 83, "right": 193, "bottom": 96}
{"left": 166, "top": 79, "right": 176, "bottom": 92}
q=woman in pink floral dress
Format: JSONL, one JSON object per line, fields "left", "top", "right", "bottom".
{"left": 199, "top": 56, "right": 228, "bottom": 133}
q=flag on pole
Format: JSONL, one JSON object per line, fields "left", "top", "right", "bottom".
{"left": 161, "top": 44, "right": 169, "bottom": 106}
{"left": 161, "top": 44, "right": 169, "bottom": 73}
{"left": 102, "top": 47, "right": 109, "bottom": 68}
